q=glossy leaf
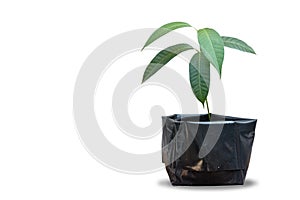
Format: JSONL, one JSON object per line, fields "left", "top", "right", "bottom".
{"left": 197, "top": 28, "right": 224, "bottom": 77}
{"left": 142, "top": 43, "right": 194, "bottom": 83}
{"left": 142, "top": 22, "right": 191, "bottom": 50}
{"left": 189, "top": 52, "right": 210, "bottom": 106}
{"left": 222, "top": 36, "right": 255, "bottom": 54}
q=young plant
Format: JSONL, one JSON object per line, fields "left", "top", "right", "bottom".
{"left": 141, "top": 22, "right": 255, "bottom": 119}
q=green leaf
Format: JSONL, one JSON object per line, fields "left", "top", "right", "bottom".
{"left": 197, "top": 28, "right": 224, "bottom": 77}
{"left": 142, "top": 43, "right": 194, "bottom": 83}
{"left": 142, "top": 22, "right": 191, "bottom": 50}
{"left": 189, "top": 52, "right": 210, "bottom": 106}
{"left": 222, "top": 36, "right": 256, "bottom": 54}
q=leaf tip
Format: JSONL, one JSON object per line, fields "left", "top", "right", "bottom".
{"left": 218, "top": 70, "right": 222, "bottom": 79}
{"left": 141, "top": 76, "right": 148, "bottom": 84}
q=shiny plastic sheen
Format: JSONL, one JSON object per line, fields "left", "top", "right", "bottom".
{"left": 162, "top": 114, "right": 256, "bottom": 186}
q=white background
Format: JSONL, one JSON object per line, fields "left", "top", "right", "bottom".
{"left": 1, "top": 0, "right": 299, "bottom": 199}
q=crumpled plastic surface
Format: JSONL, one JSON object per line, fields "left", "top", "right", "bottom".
{"left": 162, "top": 114, "right": 257, "bottom": 186}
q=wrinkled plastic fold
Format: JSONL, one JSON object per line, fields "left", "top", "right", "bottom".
{"left": 162, "top": 114, "right": 256, "bottom": 186}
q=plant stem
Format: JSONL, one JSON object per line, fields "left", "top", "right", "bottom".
{"left": 205, "top": 99, "right": 211, "bottom": 121}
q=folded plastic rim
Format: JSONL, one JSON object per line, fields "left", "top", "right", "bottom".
{"left": 162, "top": 113, "right": 257, "bottom": 124}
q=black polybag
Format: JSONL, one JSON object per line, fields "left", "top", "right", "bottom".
{"left": 162, "top": 114, "right": 257, "bottom": 186}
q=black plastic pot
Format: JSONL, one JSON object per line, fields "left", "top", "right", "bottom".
{"left": 162, "top": 114, "right": 256, "bottom": 186}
